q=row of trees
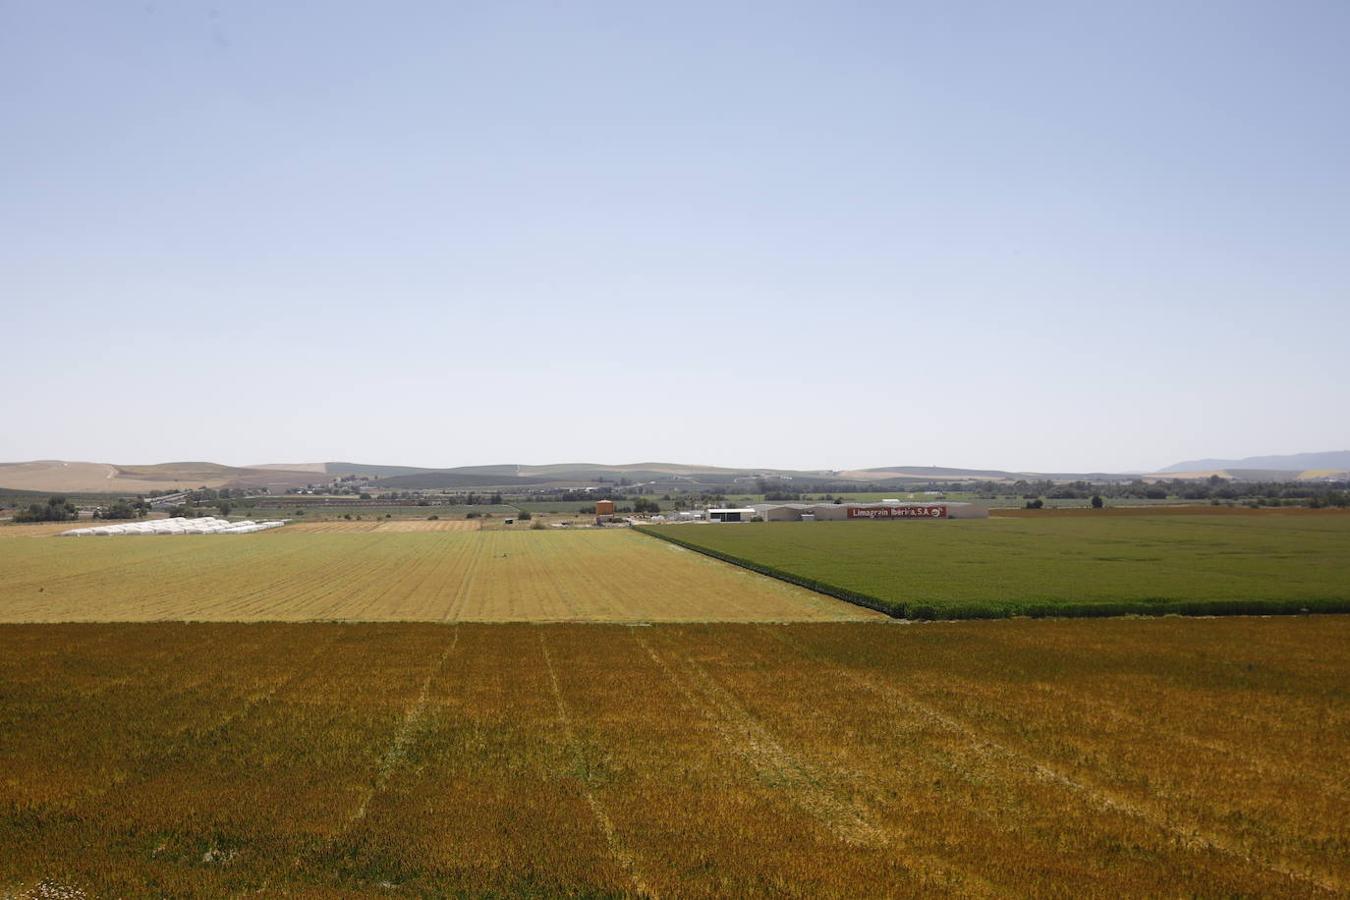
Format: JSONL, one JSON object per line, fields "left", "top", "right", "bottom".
{"left": 368, "top": 491, "right": 507, "bottom": 505}
{"left": 998, "top": 477, "right": 1349, "bottom": 503}
{"left": 93, "top": 499, "right": 150, "bottom": 520}
{"left": 13, "top": 496, "right": 78, "bottom": 522}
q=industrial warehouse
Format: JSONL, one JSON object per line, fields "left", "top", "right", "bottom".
{"left": 706, "top": 500, "right": 989, "bottom": 522}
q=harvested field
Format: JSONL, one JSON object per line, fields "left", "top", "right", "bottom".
{"left": 640, "top": 514, "right": 1350, "bottom": 619}
{"left": 372, "top": 519, "right": 481, "bottom": 533}
{"left": 286, "top": 519, "right": 481, "bottom": 534}
{"left": 0, "top": 529, "right": 875, "bottom": 623}
{"left": 0, "top": 522, "right": 92, "bottom": 539}
{"left": 0, "top": 617, "right": 1344, "bottom": 897}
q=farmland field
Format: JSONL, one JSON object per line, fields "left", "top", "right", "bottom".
{"left": 247, "top": 504, "right": 521, "bottom": 520}
{"left": 285, "top": 519, "right": 482, "bottom": 533}
{"left": 1, "top": 617, "right": 1345, "bottom": 897}
{"left": 639, "top": 514, "right": 1350, "bottom": 618}
{"left": 0, "top": 529, "right": 875, "bottom": 623}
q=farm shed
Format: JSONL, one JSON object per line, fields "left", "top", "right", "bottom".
{"left": 752, "top": 503, "right": 849, "bottom": 521}
{"left": 755, "top": 503, "right": 843, "bottom": 521}
{"left": 707, "top": 507, "right": 758, "bottom": 523}
{"left": 762, "top": 503, "right": 811, "bottom": 522}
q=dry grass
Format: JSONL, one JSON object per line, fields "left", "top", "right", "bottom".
{"left": 0, "top": 522, "right": 89, "bottom": 539}
{"left": 0, "top": 460, "right": 244, "bottom": 493}
{"left": 0, "top": 529, "right": 876, "bottom": 623}
{"left": 0, "top": 617, "right": 1344, "bottom": 897}
{"left": 0, "top": 460, "right": 325, "bottom": 493}
{"left": 0, "top": 461, "right": 134, "bottom": 492}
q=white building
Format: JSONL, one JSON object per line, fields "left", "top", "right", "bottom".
{"left": 706, "top": 507, "right": 758, "bottom": 522}
{"left": 751, "top": 501, "right": 988, "bottom": 521}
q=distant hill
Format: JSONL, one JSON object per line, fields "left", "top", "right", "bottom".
{"left": 368, "top": 462, "right": 828, "bottom": 490}
{"left": 0, "top": 460, "right": 324, "bottom": 494}
{"left": 846, "top": 465, "right": 1019, "bottom": 481}
{"left": 324, "top": 462, "right": 436, "bottom": 478}
{"left": 375, "top": 471, "right": 558, "bottom": 489}
{"left": 2, "top": 458, "right": 1000, "bottom": 494}
{"left": 7, "top": 453, "right": 1344, "bottom": 496}
{"left": 1160, "top": 451, "right": 1350, "bottom": 473}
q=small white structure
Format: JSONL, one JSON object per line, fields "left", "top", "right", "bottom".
{"left": 62, "top": 516, "right": 287, "bottom": 537}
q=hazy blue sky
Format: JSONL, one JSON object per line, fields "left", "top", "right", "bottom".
{"left": 3, "top": 1, "right": 1347, "bottom": 473}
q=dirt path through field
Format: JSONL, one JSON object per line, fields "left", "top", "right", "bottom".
{"left": 540, "top": 632, "right": 655, "bottom": 899}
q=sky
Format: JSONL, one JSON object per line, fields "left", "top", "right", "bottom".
{"left": 3, "top": 1, "right": 1347, "bottom": 473}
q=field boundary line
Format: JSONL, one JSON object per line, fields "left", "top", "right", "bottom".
{"left": 281, "top": 628, "right": 459, "bottom": 888}
{"left": 632, "top": 632, "right": 883, "bottom": 846}
{"left": 539, "top": 632, "right": 656, "bottom": 900}
{"left": 351, "top": 627, "right": 459, "bottom": 824}
{"left": 760, "top": 627, "right": 1342, "bottom": 895}
{"left": 633, "top": 527, "right": 903, "bottom": 618}
{"left": 183, "top": 633, "right": 336, "bottom": 743}
{"left": 631, "top": 631, "right": 1007, "bottom": 898}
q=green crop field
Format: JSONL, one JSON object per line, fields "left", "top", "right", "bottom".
{"left": 639, "top": 514, "right": 1350, "bottom": 619}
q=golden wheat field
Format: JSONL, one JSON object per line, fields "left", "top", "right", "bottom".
{"left": 0, "top": 522, "right": 90, "bottom": 539}
{"left": 0, "top": 528, "right": 877, "bottom": 622}
{"left": 0, "top": 617, "right": 1344, "bottom": 897}
{"left": 285, "top": 519, "right": 482, "bottom": 533}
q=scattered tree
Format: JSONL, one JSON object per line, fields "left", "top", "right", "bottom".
{"left": 93, "top": 499, "right": 141, "bottom": 520}
{"left": 15, "top": 496, "right": 79, "bottom": 523}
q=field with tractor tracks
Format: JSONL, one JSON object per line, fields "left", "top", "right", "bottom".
{"left": 0, "top": 528, "right": 874, "bottom": 623}
{"left": 1, "top": 617, "right": 1345, "bottom": 897}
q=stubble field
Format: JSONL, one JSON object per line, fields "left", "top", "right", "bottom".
{"left": 1, "top": 617, "right": 1345, "bottom": 897}
{"left": 0, "top": 529, "right": 875, "bottom": 623}
{"left": 284, "top": 519, "right": 482, "bottom": 533}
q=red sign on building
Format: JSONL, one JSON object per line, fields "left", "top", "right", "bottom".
{"left": 846, "top": 505, "right": 947, "bottom": 520}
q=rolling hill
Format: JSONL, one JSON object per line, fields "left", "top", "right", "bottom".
{"left": 1157, "top": 451, "right": 1350, "bottom": 481}
{"left": 1160, "top": 451, "right": 1350, "bottom": 473}
{"left": 4, "top": 453, "right": 1346, "bottom": 495}
{"left": 0, "top": 461, "right": 324, "bottom": 495}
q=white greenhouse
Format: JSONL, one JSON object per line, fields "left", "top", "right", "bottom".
{"left": 62, "top": 517, "right": 286, "bottom": 537}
